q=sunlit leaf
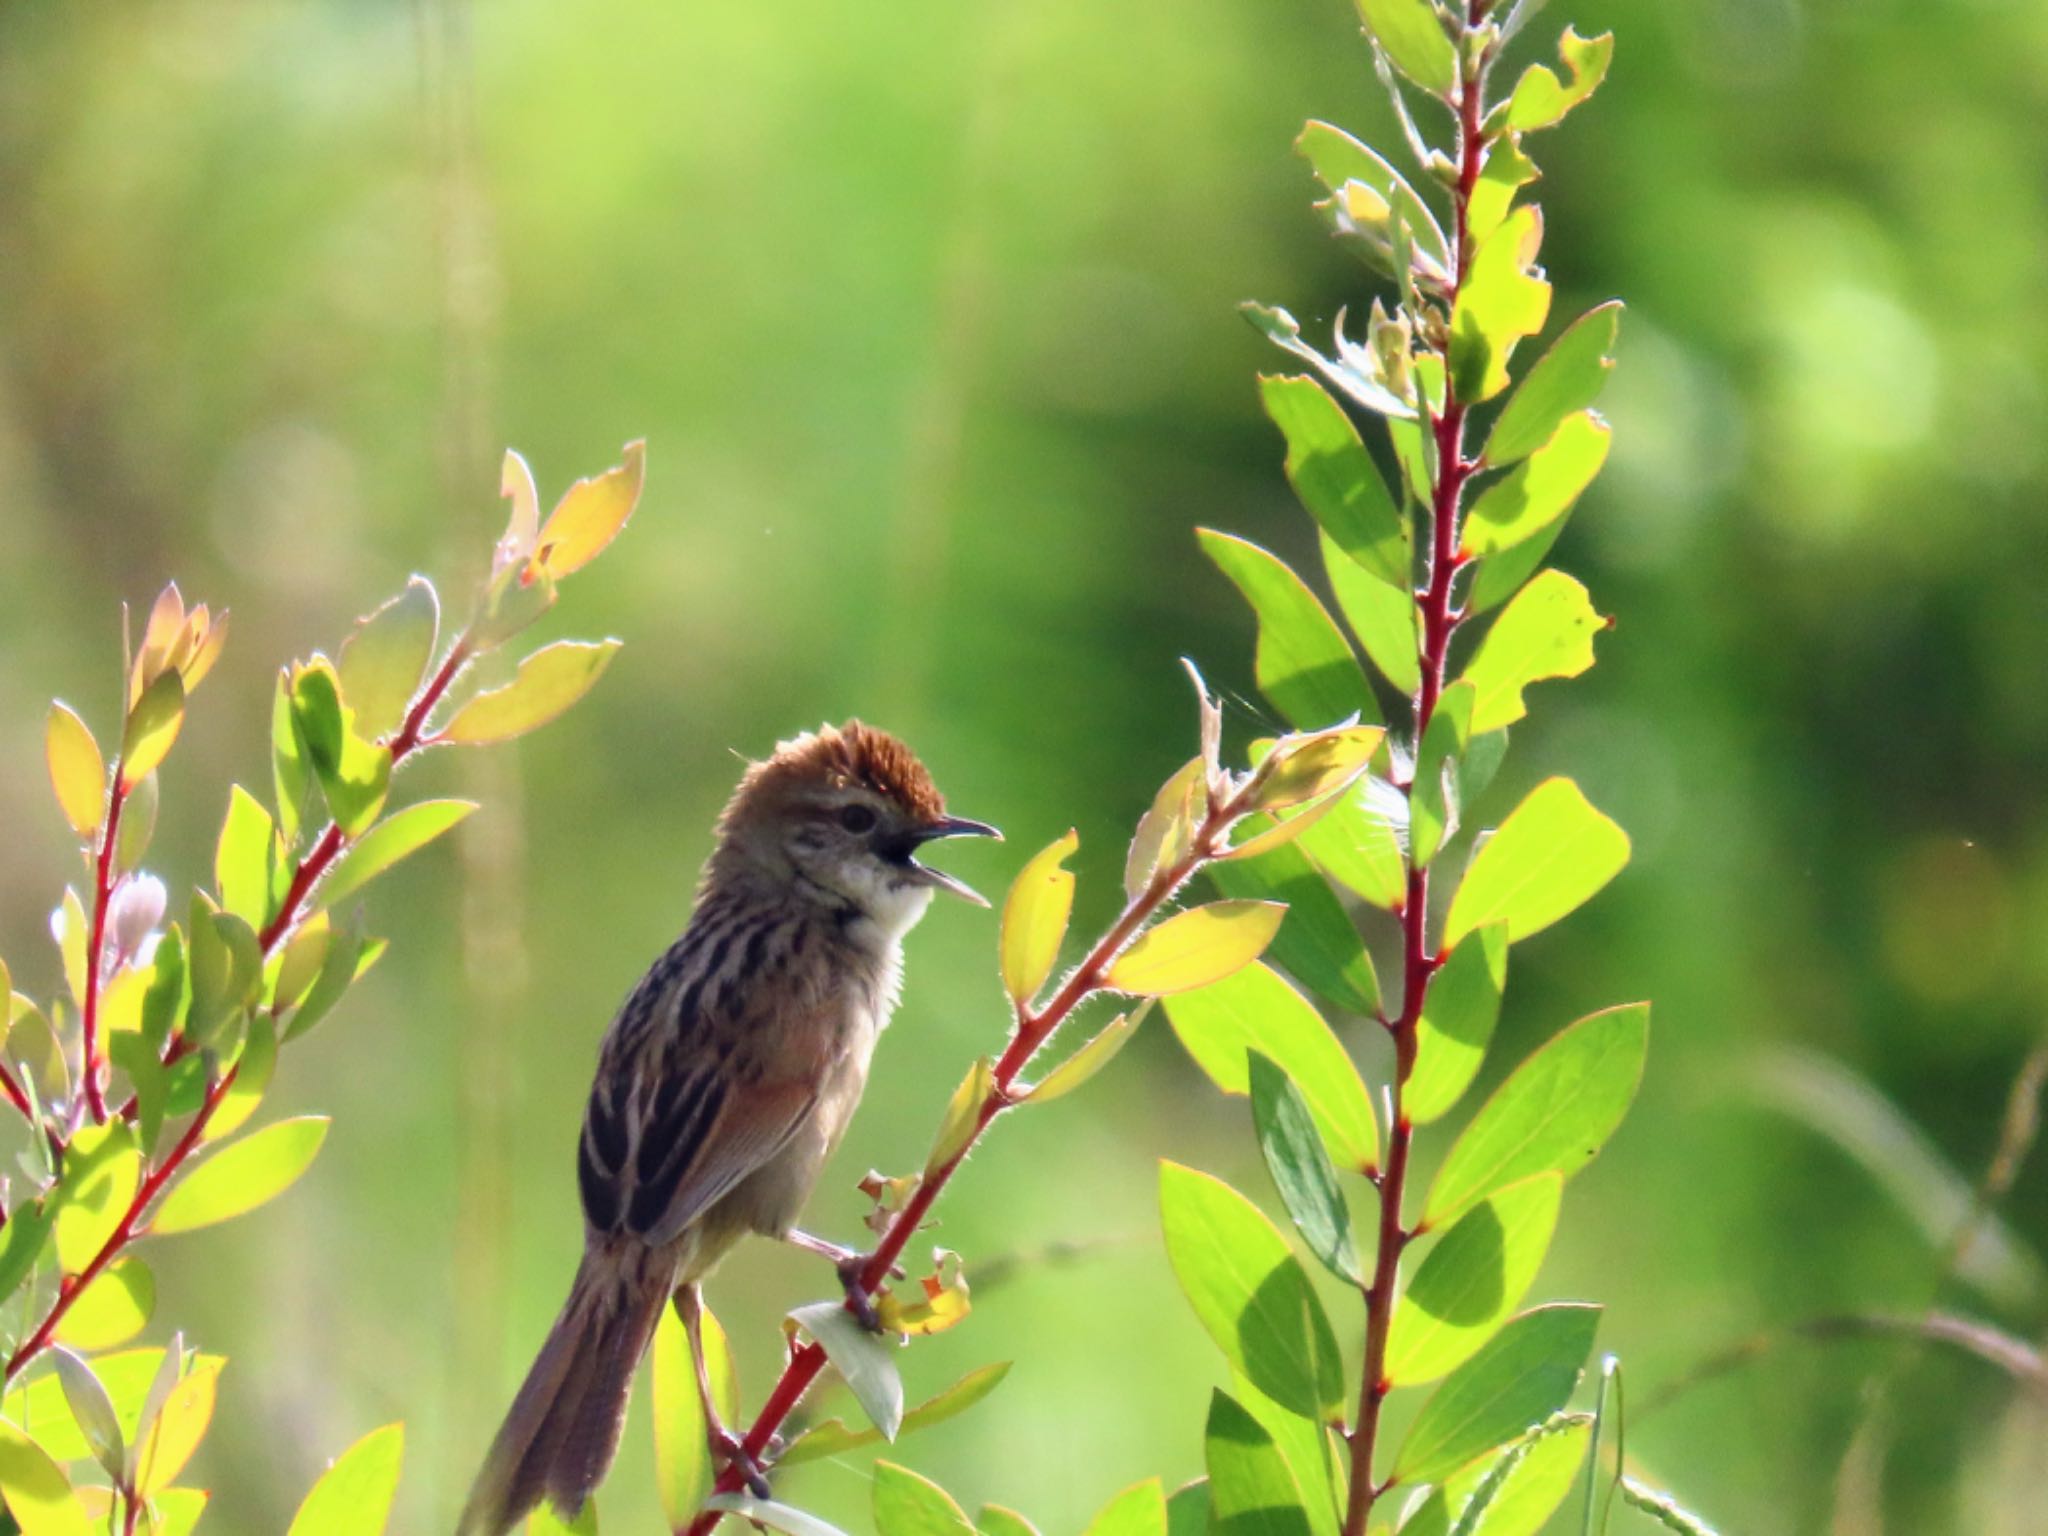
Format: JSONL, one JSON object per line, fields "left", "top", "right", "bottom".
{"left": 980, "top": 1511, "right": 1041, "bottom": 1536}
{"left": 1458, "top": 571, "right": 1606, "bottom": 734}
{"left": 1249, "top": 1053, "right": 1361, "bottom": 1284}
{"left": 927, "top": 1056, "right": 993, "bottom": 1174}
{"left": 1210, "top": 836, "right": 1381, "bottom": 1017}
{"left": 1463, "top": 413, "right": 1610, "bottom": 562}
{"left": 205, "top": 1013, "right": 278, "bottom": 1143}
{"left": 1448, "top": 208, "right": 1551, "bottom": 404}
{"left": 1204, "top": 1390, "right": 1313, "bottom": 1536}
{"left": 290, "top": 659, "right": 391, "bottom": 837}
{"left": 1160, "top": 1162, "right": 1344, "bottom": 1418}
{"left": 1108, "top": 902, "right": 1285, "bottom": 997}
{"left": 1423, "top": 1005, "right": 1649, "bottom": 1228}
{"left": 130, "top": 584, "right": 186, "bottom": 706}
{"left": 215, "top": 785, "right": 282, "bottom": 930}
{"left": 1230, "top": 1378, "right": 1344, "bottom": 1536}
{"left": 440, "top": 640, "right": 622, "bottom": 745}
{"left": 151, "top": 1116, "right": 330, "bottom": 1235}
{"left": 1164, "top": 962, "right": 1378, "bottom": 1172}
{"left": 186, "top": 904, "right": 261, "bottom": 1046}
{"left": 1392, "top": 1305, "right": 1599, "bottom": 1486}
{"left": 0, "top": 1200, "right": 56, "bottom": 1308}
{"left": 120, "top": 673, "right": 186, "bottom": 792}
{"left": 282, "top": 909, "right": 366, "bottom": 1042}
{"left": 1020, "top": 1003, "right": 1149, "bottom": 1103}
{"left": 1291, "top": 777, "right": 1406, "bottom": 910}
{"left": 1198, "top": 531, "right": 1376, "bottom": 728}
{"left": 1127, "top": 756, "right": 1206, "bottom": 901}
{"left": 1398, "top": 1417, "right": 1590, "bottom": 1536}
{"left": 116, "top": 770, "right": 159, "bottom": 874}
{"left": 1467, "top": 133, "right": 1539, "bottom": 248}
{"left": 54, "top": 1121, "right": 141, "bottom": 1273}
{"left": 320, "top": 799, "right": 479, "bottom": 909}
{"left": 1248, "top": 727, "right": 1385, "bottom": 815}
{"left": 1388, "top": 1175, "right": 1562, "bottom": 1385}
{"left": 1442, "top": 778, "right": 1628, "bottom": 948}
{"left": 791, "top": 1300, "right": 903, "bottom": 1440}
{"left": 1165, "top": 1481, "right": 1208, "bottom": 1536}
{"left": 876, "top": 1251, "right": 971, "bottom": 1338}
{"left": 45, "top": 703, "right": 106, "bottom": 839}
{"left": 54, "top": 1256, "right": 155, "bottom": 1351}
{"left": 134, "top": 1356, "right": 221, "bottom": 1496}
{"left": 49, "top": 1347, "right": 125, "bottom": 1483}
{"left": 1294, "top": 120, "right": 1450, "bottom": 275}
{"left": 1409, "top": 924, "right": 1508, "bottom": 1125}
{"left": 0, "top": 1419, "right": 93, "bottom": 1536}
{"left": 1260, "top": 376, "right": 1407, "bottom": 586}
{"left": 149, "top": 1489, "right": 211, "bottom": 1536}
{"left": 339, "top": 577, "right": 441, "bottom": 742}
{"left": 285, "top": 1421, "right": 404, "bottom": 1536}
{"left": 1504, "top": 27, "right": 1613, "bottom": 133}
{"left": 652, "top": 1297, "right": 736, "bottom": 1526}
{"left": 535, "top": 440, "right": 647, "bottom": 578}
{"left": 1085, "top": 1480, "right": 1168, "bottom": 1536}
{"left": 781, "top": 1361, "right": 1010, "bottom": 1467}
{"left": 1000, "top": 830, "right": 1078, "bottom": 1005}
{"left": 1322, "top": 535, "right": 1421, "bottom": 697}
{"left": 1354, "top": 0, "right": 1456, "bottom": 92}
{"left": 496, "top": 448, "right": 542, "bottom": 572}
{"left": 54, "top": 886, "right": 88, "bottom": 1005}
{"left": 1483, "top": 305, "right": 1622, "bottom": 468}
{"left": 872, "top": 1461, "right": 976, "bottom": 1536}
{"left": 272, "top": 672, "right": 312, "bottom": 844}
{"left": 528, "top": 1497, "right": 600, "bottom": 1535}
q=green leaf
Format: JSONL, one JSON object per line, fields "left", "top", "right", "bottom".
{"left": 790, "top": 1299, "right": 903, "bottom": 1440}
{"left": 205, "top": 1013, "right": 278, "bottom": 1143}
{"left": 1248, "top": 1053, "right": 1362, "bottom": 1284}
{"left": 151, "top": 1116, "right": 330, "bottom": 1235}
{"left": 1290, "top": 778, "right": 1406, "bottom": 910}
{"left": 527, "top": 1501, "right": 599, "bottom": 1536}
{"left": 1423, "top": 1004, "right": 1649, "bottom": 1228}
{"left": 705, "top": 1499, "right": 852, "bottom": 1536}
{"left": 1199, "top": 531, "right": 1376, "bottom": 729}
{"left": 0, "top": 1200, "right": 56, "bottom": 1307}
{"left": 54, "top": 1122, "right": 140, "bottom": 1273}
{"left": 1448, "top": 209, "right": 1551, "bottom": 404}
{"left": 1458, "top": 572, "right": 1606, "bottom": 734}
{"left": 339, "top": 577, "right": 441, "bottom": 743}
{"left": 1086, "top": 1480, "right": 1168, "bottom": 1536}
{"left": 285, "top": 1422, "right": 404, "bottom": 1536}
{"left": 1392, "top": 1305, "right": 1600, "bottom": 1486}
{"left": 926, "top": 1056, "right": 994, "bottom": 1174}
{"left": 535, "top": 439, "right": 647, "bottom": 579}
{"left": 1210, "top": 835, "right": 1381, "bottom": 1017}
{"left": 1465, "top": 516, "right": 1567, "bottom": 619}
{"left": 272, "top": 672, "right": 312, "bottom": 843}
{"left": 1463, "top": 414, "right": 1611, "bottom": 560}
{"left": 1000, "top": 830, "right": 1078, "bottom": 1005}
{"left": 1442, "top": 778, "right": 1628, "bottom": 948}
{"left": 780, "top": 1361, "right": 1010, "bottom": 1467}
{"left": 1388, "top": 1176, "right": 1562, "bottom": 1385}
{"left": 186, "top": 905, "right": 261, "bottom": 1045}
{"left": 652, "top": 1295, "right": 737, "bottom": 1523}
{"left": 440, "top": 640, "right": 622, "bottom": 745}
{"left": 1166, "top": 1481, "right": 1210, "bottom": 1536}
{"left": 134, "top": 1355, "right": 219, "bottom": 1495}
{"left": 1023, "top": 1004, "right": 1149, "bottom": 1104}
{"left": 1205, "top": 1390, "right": 1314, "bottom": 1536}
{"left": 49, "top": 1347, "right": 125, "bottom": 1483}
{"left": 1294, "top": 120, "right": 1450, "bottom": 275}
{"left": 1108, "top": 901, "right": 1286, "bottom": 997}
{"left": 290, "top": 660, "right": 391, "bottom": 837}
{"left": 1260, "top": 377, "right": 1407, "bottom": 586}
{"left": 1467, "top": 134, "right": 1539, "bottom": 248}
{"left": 215, "top": 785, "right": 282, "bottom": 929}
{"left": 0, "top": 1345, "right": 223, "bottom": 1465}
{"left": 981, "top": 1509, "right": 1042, "bottom": 1536}
{"left": 1411, "top": 682, "right": 1474, "bottom": 869}
{"left": 1354, "top": 0, "right": 1456, "bottom": 93}
{"left": 1322, "top": 535, "right": 1420, "bottom": 697}
{"left": 1504, "top": 28, "right": 1613, "bottom": 133}
{"left": 1398, "top": 1417, "right": 1591, "bottom": 1536}
{"left": 320, "top": 799, "right": 478, "bottom": 909}
{"left": 116, "top": 769, "right": 159, "bottom": 874}
{"left": 1231, "top": 1379, "right": 1344, "bottom": 1536}
{"left": 1159, "top": 1162, "right": 1344, "bottom": 1418}
{"left": 0, "top": 1419, "right": 93, "bottom": 1536}
{"left": 1164, "top": 963, "right": 1378, "bottom": 1173}
{"left": 872, "top": 1461, "right": 977, "bottom": 1536}
{"left": 54, "top": 1255, "right": 155, "bottom": 1350}
{"left": 45, "top": 703, "right": 105, "bottom": 839}
{"left": 1409, "top": 925, "right": 1509, "bottom": 1125}
{"left": 284, "top": 910, "right": 367, "bottom": 1041}
{"left": 1241, "top": 305, "right": 1417, "bottom": 423}
{"left": 1483, "top": 305, "right": 1623, "bottom": 468}
{"left": 120, "top": 672, "right": 186, "bottom": 791}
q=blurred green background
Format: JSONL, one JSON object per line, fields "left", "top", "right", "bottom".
{"left": 4, "top": 0, "right": 2047, "bottom": 1530}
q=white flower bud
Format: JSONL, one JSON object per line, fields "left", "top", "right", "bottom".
{"left": 108, "top": 873, "right": 167, "bottom": 959}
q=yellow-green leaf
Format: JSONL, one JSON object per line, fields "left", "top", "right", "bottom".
{"left": 1442, "top": 777, "right": 1629, "bottom": 948}
{"left": 0, "top": 1420, "right": 93, "bottom": 1536}
{"left": 1505, "top": 27, "right": 1614, "bottom": 133}
{"left": 440, "top": 640, "right": 622, "bottom": 745}
{"left": 536, "top": 439, "right": 647, "bottom": 578}
{"left": 54, "top": 1122, "right": 141, "bottom": 1273}
{"left": 1107, "top": 901, "right": 1285, "bottom": 996}
{"left": 339, "top": 577, "right": 440, "bottom": 743}
{"left": 780, "top": 1361, "right": 1010, "bottom": 1468}
{"left": 1355, "top": 0, "right": 1456, "bottom": 93}
{"left": 653, "top": 1299, "right": 737, "bottom": 1527}
{"left": 285, "top": 1422, "right": 404, "bottom": 1536}
{"left": 1198, "top": 531, "right": 1376, "bottom": 729}
{"left": 999, "top": 830, "right": 1078, "bottom": 1005}
{"left": 45, "top": 704, "right": 105, "bottom": 839}
{"left": 120, "top": 672, "right": 186, "bottom": 791}
{"left": 135, "top": 1356, "right": 221, "bottom": 1496}
{"left": 54, "top": 1256, "right": 156, "bottom": 1350}
{"left": 927, "top": 1057, "right": 993, "bottom": 1173}
{"left": 1448, "top": 208, "right": 1552, "bottom": 404}
{"left": 320, "top": 799, "right": 479, "bottom": 908}
{"left": 1022, "top": 1002, "right": 1150, "bottom": 1103}
{"left": 1462, "top": 412, "right": 1612, "bottom": 558}
{"left": 151, "top": 1116, "right": 330, "bottom": 1236}
{"left": 1459, "top": 570, "right": 1607, "bottom": 733}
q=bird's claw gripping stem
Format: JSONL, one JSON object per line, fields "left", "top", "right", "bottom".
{"left": 709, "top": 1427, "right": 775, "bottom": 1501}
{"left": 835, "top": 1251, "right": 904, "bottom": 1333}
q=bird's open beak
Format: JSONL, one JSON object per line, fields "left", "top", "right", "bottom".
{"left": 909, "top": 816, "right": 1003, "bottom": 906}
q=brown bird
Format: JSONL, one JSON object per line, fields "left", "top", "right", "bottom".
{"left": 458, "top": 721, "right": 997, "bottom": 1535}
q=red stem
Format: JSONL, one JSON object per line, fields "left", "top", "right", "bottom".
{"left": 0, "top": 1061, "right": 32, "bottom": 1125}
{"left": 78, "top": 766, "right": 131, "bottom": 1124}
{"left": 682, "top": 795, "right": 1251, "bottom": 1536}
{"left": 1341, "top": 22, "right": 1489, "bottom": 1533}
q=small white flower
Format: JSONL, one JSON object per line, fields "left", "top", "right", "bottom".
{"left": 108, "top": 873, "right": 167, "bottom": 960}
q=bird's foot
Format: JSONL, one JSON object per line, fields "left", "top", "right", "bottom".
{"left": 834, "top": 1251, "right": 904, "bottom": 1334}
{"left": 709, "top": 1427, "right": 775, "bottom": 1501}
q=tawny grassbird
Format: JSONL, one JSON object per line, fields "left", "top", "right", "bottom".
{"left": 459, "top": 722, "right": 997, "bottom": 1535}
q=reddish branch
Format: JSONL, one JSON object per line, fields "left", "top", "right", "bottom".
{"left": 1342, "top": 18, "right": 1491, "bottom": 1534}
{"left": 4, "top": 636, "right": 472, "bottom": 1387}
{"left": 683, "top": 789, "right": 1260, "bottom": 1536}
{"left": 77, "top": 761, "right": 133, "bottom": 1124}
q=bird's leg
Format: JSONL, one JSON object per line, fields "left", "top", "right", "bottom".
{"left": 784, "top": 1228, "right": 905, "bottom": 1334}
{"left": 675, "top": 1283, "right": 773, "bottom": 1500}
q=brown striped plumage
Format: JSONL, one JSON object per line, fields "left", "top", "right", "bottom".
{"left": 458, "top": 723, "right": 995, "bottom": 1536}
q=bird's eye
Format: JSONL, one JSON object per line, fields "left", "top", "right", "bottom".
{"left": 838, "top": 804, "right": 878, "bottom": 834}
